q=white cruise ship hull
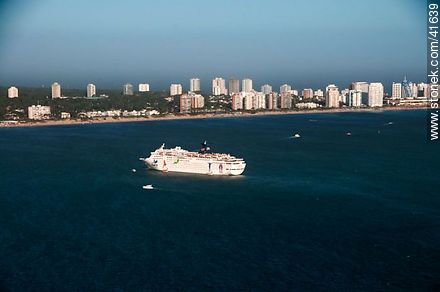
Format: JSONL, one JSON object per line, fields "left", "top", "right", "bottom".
{"left": 142, "top": 156, "right": 246, "bottom": 176}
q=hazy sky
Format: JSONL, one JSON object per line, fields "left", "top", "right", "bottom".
{"left": 0, "top": 0, "right": 426, "bottom": 91}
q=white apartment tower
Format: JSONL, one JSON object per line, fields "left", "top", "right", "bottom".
{"left": 351, "top": 81, "right": 369, "bottom": 93}
{"left": 139, "top": 83, "right": 150, "bottom": 92}
{"left": 123, "top": 83, "right": 134, "bottom": 95}
{"left": 229, "top": 79, "right": 240, "bottom": 94}
{"left": 348, "top": 90, "right": 362, "bottom": 107}
{"left": 190, "top": 78, "right": 201, "bottom": 92}
{"left": 242, "top": 79, "right": 253, "bottom": 93}
{"left": 170, "top": 84, "right": 183, "bottom": 96}
{"left": 51, "top": 82, "right": 61, "bottom": 98}
{"left": 212, "top": 77, "right": 227, "bottom": 95}
{"left": 261, "top": 84, "right": 272, "bottom": 95}
{"left": 87, "top": 84, "right": 96, "bottom": 97}
{"left": 368, "top": 83, "right": 384, "bottom": 107}
{"left": 391, "top": 82, "right": 402, "bottom": 99}
{"left": 8, "top": 86, "right": 18, "bottom": 98}
{"left": 280, "top": 84, "right": 292, "bottom": 94}
{"left": 325, "top": 84, "right": 340, "bottom": 108}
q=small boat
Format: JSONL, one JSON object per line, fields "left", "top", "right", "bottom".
{"left": 346, "top": 132, "right": 352, "bottom": 136}
{"left": 143, "top": 184, "right": 154, "bottom": 190}
{"left": 387, "top": 122, "right": 394, "bottom": 125}
{"left": 293, "top": 133, "right": 301, "bottom": 138}
{"left": 132, "top": 169, "right": 137, "bottom": 173}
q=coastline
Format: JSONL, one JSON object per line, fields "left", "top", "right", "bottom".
{"left": 0, "top": 106, "right": 427, "bottom": 128}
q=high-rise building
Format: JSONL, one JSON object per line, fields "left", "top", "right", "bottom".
{"left": 179, "top": 94, "right": 192, "bottom": 113}
{"left": 242, "top": 79, "right": 253, "bottom": 93}
{"left": 368, "top": 83, "right": 384, "bottom": 107}
{"left": 87, "top": 84, "right": 96, "bottom": 97}
{"left": 7, "top": 86, "right": 18, "bottom": 98}
{"left": 28, "top": 105, "right": 51, "bottom": 120}
{"left": 231, "top": 94, "right": 243, "bottom": 110}
{"left": 261, "top": 84, "right": 272, "bottom": 95}
{"left": 189, "top": 92, "right": 204, "bottom": 109}
{"left": 253, "top": 92, "right": 266, "bottom": 109}
{"left": 123, "top": 83, "right": 134, "bottom": 95}
{"left": 280, "top": 94, "right": 292, "bottom": 109}
{"left": 302, "top": 88, "right": 313, "bottom": 99}
{"left": 391, "top": 82, "right": 402, "bottom": 99}
{"left": 170, "top": 84, "right": 183, "bottom": 96}
{"left": 314, "top": 89, "right": 324, "bottom": 98}
{"left": 229, "top": 79, "right": 240, "bottom": 95}
{"left": 351, "top": 81, "right": 369, "bottom": 93}
{"left": 51, "top": 82, "right": 61, "bottom": 98}
{"left": 139, "top": 83, "right": 150, "bottom": 92}
{"left": 243, "top": 93, "right": 253, "bottom": 110}
{"left": 325, "top": 84, "right": 339, "bottom": 108}
{"left": 212, "top": 78, "right": 227, "bottom": 95}
{"left": 280, "top": 84, "right": 292, "bottom": 94}
{"left": 410, "top": 83, "right": 418, "bottom": 98}
{"left": 418, "top": 82, "right": 429, "bottom": 98}
{"left": 267, "top": 92, "right": 278, "bottom": 110}
{"left": 190, "top": 78, "right": 201, "bottom": 92}
{"left": 348, "top": 90, "right": 362, "bottom": 107}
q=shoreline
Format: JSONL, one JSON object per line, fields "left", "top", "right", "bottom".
{"left": 0, "top": 106, "right": 428, "bottom": 128}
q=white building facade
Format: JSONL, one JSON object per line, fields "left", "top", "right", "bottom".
{"left": 52, "top": 82, "right": 61, "bottom": 98}
{"left": 261, "top": 84, "right": 272, "bottom": 95}
{"left": 139, "top": 83, "right": 150, "bottom": 92}
{"left": 87, "top": 84, "right": 96, "bottom": 97}
{"left": 8, "top": 86, "right": 18, "bottom": 98}
{"left": 28, "top": 105, "right": 51, "bottom": 120}
{"left": 190, "top": 78, "right": 201, "bottom": 92}
{"left": 348, "top": 90, "right": 362, "bottom": 107}
{"left": 368, "top": 83, "right": 384, "bottom": 107}
{"left": 212, "top": 78, "right": 227, "bottom": 95}
{"left": 242, "top": 79, "right": 253, "bottom": 93}
{"left": 392, "top": 82, "right": 402, "bottom": 99}
{"left": 123, "top": 83, "right": 134, "bottom": 95}
{"left": 170, "top": 84, "right": 183, "bottom": 96}
{"left": 325, "top": 84, "right": 340, "bottom": 108}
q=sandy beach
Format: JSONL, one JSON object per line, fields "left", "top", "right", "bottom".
{"left": 0, "top": 106, "right": 428, "bottom": 128}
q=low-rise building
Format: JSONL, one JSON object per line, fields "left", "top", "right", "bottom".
{"left": 60, "top": 112, "right": 71, "bottom": 119}
{"left": 295, "top": 102, "right": 319, "bottom": 109}
{"left": 28, "top": 105, "right": 51, "bottom": 120}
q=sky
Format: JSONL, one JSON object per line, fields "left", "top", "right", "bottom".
{"left": 0, "top": 0, "right": 426, "bottom": 92}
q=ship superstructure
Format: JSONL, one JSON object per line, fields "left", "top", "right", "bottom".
{"left": 141, "top": 142, "right": 246, "bottom": 176}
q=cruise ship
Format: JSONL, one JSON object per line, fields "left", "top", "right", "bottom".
{"left": 140, "top": 142, "right": 246, "bottom": 176}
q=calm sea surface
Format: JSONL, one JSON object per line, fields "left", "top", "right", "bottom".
{"left": 0, "top": 110, "right": 439, "bottom": 291}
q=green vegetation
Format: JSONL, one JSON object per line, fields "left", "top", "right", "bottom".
{"left": 0, "top": 87, "right": 176, "bottom": 119}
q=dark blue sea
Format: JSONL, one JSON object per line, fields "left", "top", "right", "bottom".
{"left": 0, "top": 110, "right": 439, "bottom": 291}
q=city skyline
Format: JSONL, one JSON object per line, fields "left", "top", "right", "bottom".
{"left": 2, "top": 75, "right": 426, "bottom": 95}
{"left": 0, "top": 0, "right": 425, "bottom": 90}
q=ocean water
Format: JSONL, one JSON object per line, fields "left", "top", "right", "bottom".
{"left": 0, "top": 110, "right": 438, "bottom": 291}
